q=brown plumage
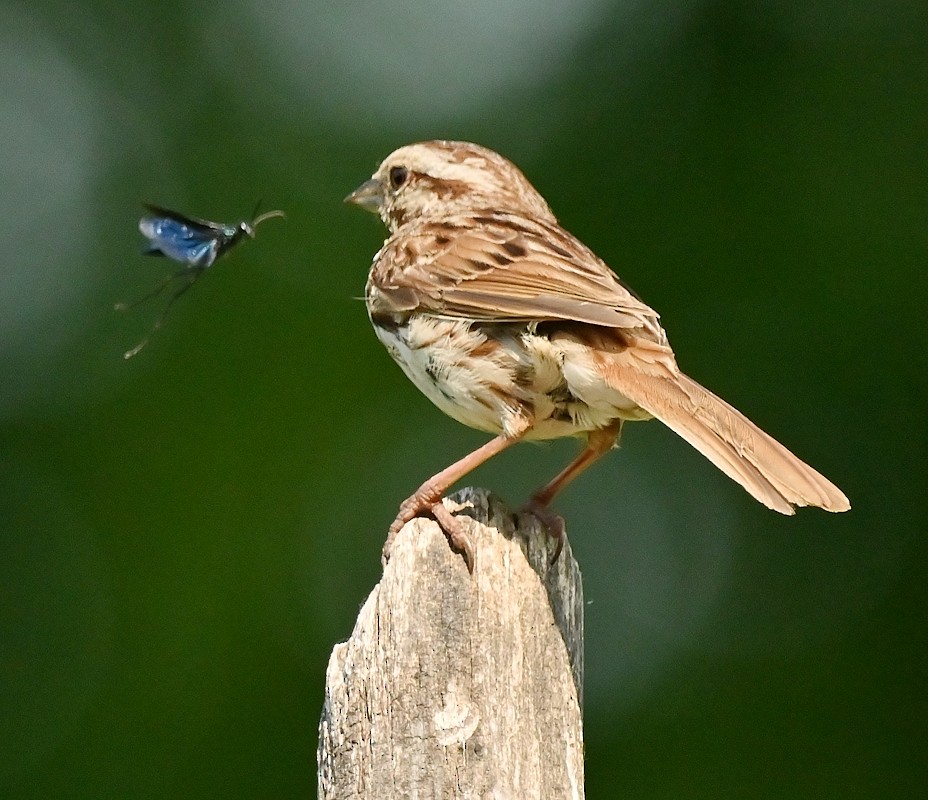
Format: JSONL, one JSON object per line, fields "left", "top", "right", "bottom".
{"left": 347, "top": 140, "right": 849, "bottom": 563}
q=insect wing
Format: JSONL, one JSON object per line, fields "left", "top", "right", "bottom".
{"left": 141, "top": 203, "right": 226, "bottom": 231}
{"left": 139, "top": 212, "right": 223, "bottom": 268}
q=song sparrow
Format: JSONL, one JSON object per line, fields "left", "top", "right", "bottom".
{"left": 347, "top": 140, "right": 849, "bottom": 564}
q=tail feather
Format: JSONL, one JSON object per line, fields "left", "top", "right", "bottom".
{"left": 598, "top": 347, "right": 850, "bottom": 514}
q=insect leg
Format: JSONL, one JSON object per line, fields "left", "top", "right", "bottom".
{"left": 122, "top": 270, "right": 203, "bottom": 359}
{"left": 115, "top": 266, "right": 191, "bottom": 311}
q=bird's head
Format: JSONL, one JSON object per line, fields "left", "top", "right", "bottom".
{"left": 345, "top": 140, "right": 556, "bottom": 231}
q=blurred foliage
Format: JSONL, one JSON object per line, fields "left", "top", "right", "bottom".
{"left": 1, "top": 0, "right": 925, "bottom": 797}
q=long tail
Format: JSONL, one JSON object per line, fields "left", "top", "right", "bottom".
{"left": 591, "top": 339, "right": 850, "bottom": 514}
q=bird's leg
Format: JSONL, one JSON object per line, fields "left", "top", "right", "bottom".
{"left": 385, "top": 426, "right": 529, "bottom": 570}
{"left": 525, "top": 420, "right": 622, "bottom": 562}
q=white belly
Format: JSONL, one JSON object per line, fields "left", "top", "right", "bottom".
{"left": 372, "top": 315, "right": 648, "bottom": 440}
{"left": 374, "top": 317, "right": 513, "bottom": 434}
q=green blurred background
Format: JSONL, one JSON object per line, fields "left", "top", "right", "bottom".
{"left": 2, "top": 0, "right": 925, "bottom": 797}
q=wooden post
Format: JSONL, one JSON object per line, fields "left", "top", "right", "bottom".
{"left": 317, "top": 487, "right": 585, "bottom": 799}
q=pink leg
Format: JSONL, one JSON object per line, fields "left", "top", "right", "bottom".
{"left": 386, "top": 427, "right": 528, "bottom": 568}
{"left": 525, "top": 421, "right": 622, "bottom": 561}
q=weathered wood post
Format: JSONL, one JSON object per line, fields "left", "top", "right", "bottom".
{"left": 317, "top": 487, "right": 585, "bottom": 799}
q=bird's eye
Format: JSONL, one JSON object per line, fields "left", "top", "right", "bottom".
{"left": 388, "top": 166, "right": 409, "bottom": 190}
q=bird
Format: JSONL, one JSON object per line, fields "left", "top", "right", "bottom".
{"left": 346, "top": 140, "right": 850, "bottom": 565}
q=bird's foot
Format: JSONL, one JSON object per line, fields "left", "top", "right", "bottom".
{"left": 522, "top": 498, "right": 565, "bottom": 564}
{"left": 384, "top": 495, "right": 474, "bottom": 572}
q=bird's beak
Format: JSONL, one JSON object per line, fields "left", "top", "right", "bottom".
{"left": 344, "top": 178, "right": 383, "bottom": 213}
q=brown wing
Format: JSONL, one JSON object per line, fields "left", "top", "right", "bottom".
{"left": 368, "top": 213, "right": 663, "bottom": 336}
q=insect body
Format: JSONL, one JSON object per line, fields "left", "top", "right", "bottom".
{"left": 118, "top": 204, "right": 284, "bottom": 358}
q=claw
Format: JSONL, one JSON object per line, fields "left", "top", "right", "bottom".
{"left": 429, "top": 501, "right": 475, "bottom": 573}
{"left": 523, "top": 500, "right": 565, "bottom": 564}
{"left": 382, "top": 497, "right": 474, "bottom": 573}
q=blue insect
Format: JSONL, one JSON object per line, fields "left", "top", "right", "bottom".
{"left": 118, "top": 203, "right": 284, "bottom": 358}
